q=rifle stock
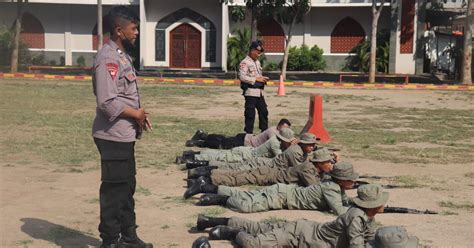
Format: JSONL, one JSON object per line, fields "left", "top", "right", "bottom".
{"left": 383, "top": 206, "right": 438, "bottom": 214}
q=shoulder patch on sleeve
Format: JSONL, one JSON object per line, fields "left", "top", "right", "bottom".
{"left": 106, "top": 63, "right": 119, "bottom": 80}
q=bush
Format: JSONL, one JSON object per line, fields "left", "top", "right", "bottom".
{"left": 264, "top": 61, "right": 280, "bottom": 71}
{"left": 344, "top": 29, "right": 390, "bottom": 73}
{"left": 282, "top": 44, "right": 326, "bottom": 71}
{"left": 0, "top": 26, "right": 32, "bottom": 68}
{"left": 76, "top": 56, "right": 86, "bottom": 66}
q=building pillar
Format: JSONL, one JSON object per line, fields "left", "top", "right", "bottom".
{"left": 415, "top": 0, "right": 426, "bottom": 74}
{"left": 64, "top": 5, "right": 72, "bottom": 66}
{"left": 303, "top": 10, "right": 311, "bottom": 45}
{"left": 139, "top": 0, "right": 146, "bottom": 70}
{"left": 221, "top": 2, "right": 229, "bottom": 72}
{"left": 388, "top": 0, "right": 399, "bottom": 74}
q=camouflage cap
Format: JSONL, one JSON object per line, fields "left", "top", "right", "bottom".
{"left": 276, "top": 127, "right": 295, "bottom": 143}
{"left": 353, "top": 184, "right": 389, "bottom": 209}
{"left": 329, "top": 161, "right": 359, "bottom": 181}
{"left": 366, "top": 226, "right": 419, "bottom": 248}
{"left": 298, "top": 132, "right": 319, "bottom": 144}
{"left": 310, "top": 147, "right": 333, "bottom": 162}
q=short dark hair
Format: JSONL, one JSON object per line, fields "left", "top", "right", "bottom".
{"left": 277, "top": 118, "right": 291, "bottom": 127}
{"left": 107, "top": 6, "right": 139, "bottom": 35}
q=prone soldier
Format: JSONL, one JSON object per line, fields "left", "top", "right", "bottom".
{"left": 185, "top": 118, "right": 291, "bottom": 149}
{"left": 181, "top": 127, "right": 296, "bottom": 165}
{"left": 193, "top": 184, "right": 390, "bottom": 248}
{"left": 185, "top": 147, "right": 335, "bottom": 194}
{"left": 189, "top": 132, "right": 319, "bottom": 171}
{"left": 185, "top": 162, "right": 359, "bottom": 216}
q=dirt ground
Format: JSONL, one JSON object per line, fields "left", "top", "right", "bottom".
{"left": 1, "top": 81, "right": 473, "bottom": 247}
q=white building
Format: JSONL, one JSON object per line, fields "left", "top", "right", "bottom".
{"left": 0, "top": 0, "right": 435, "bottom": 74}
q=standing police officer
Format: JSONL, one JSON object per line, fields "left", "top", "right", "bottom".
{"left": 92, "top": 6, "right": 153, "bottom": 248}
{"left": 239, "top": 41, "right": 270, "bottom": 134}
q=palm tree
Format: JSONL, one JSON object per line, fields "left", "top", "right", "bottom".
{"left": 227, "top": 28, "right": 251, "bottom": 78}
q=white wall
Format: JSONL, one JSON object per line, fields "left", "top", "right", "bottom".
{"left": 394, "top": 0, "right": 417, "bottom": 74}
{"left": 228, "top": 6, "right": 391, "bottom": 55}
{"left": 143, "top": 0, "right": 222, "bottom": 68}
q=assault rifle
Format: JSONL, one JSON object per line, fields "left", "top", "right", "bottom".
{"left": 358, "top": 175, "right": 383, "bottom": 180}
{"left": 353, "top": 180, "right": 400, "bottom": 189}
{"left": 383, "top": 206, "right": 438, "bottom": 214}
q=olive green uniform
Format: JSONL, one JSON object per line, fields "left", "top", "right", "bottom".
{"left": 230, "top": 206, "right": 376, "bottom": 248}
{"left": 210, "top": 160, "right": 321, "bottom": 187}
{"left": 210, "top": 144, "right": 306, "bottom": 171}
{"left": 194, "top": 135, "right": 282, "bottom": 163}
{"left": 217, "top": 180, "right": 350, "bottom": 214}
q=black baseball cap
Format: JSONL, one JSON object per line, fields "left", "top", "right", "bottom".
{"left": 249, "top": 41, "right": 264, "bottom": 52}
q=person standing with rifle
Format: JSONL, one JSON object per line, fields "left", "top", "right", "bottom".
{"left": 92, "top": 6, "right": 152, "bottom": 248}
{"left": 239, "top": 40, "right": 270, "bottom": 134}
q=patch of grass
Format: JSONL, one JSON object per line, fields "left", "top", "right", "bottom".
{"left": 262, "top": 216, "right": 287, "bottom": 224}
{"left": 439, "top": 201, "right": 474, "bottom": 211}
{"left": 185, "top": 222, "right": 195, "bottom": 228}
{"left": 440, "top": 211, "right": 459, "bottom": 216}
{"left": 87, "top": 198, "right": 100, "bottom": 204}
{"left": 162, "top": 196, "right": 194, "bottom": 205}
{"left": 68, "top": 168, "right": 83, "bottom": 173}
{"left": 391, "top": 176, "right": 423, "bottom": 188}
{"left": 136, "top": 186, "right": 151, "bottom": 196}
{"left": 161, "top": 224, "right": 170, "bottom": 229}
{"left": 16, "top": 240, "right": 33, "bottom": 247}
{"left": 464, "top": 172, "right": 474, "bottom": 178}
{"left": 199, "top": 207, "right": 227, "bottom": 217}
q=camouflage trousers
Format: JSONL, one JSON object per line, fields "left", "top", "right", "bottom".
{"left": 209, "top": 157, "right": 273, "bottom": 171}
{"left": 228, "top": 217, "right": 328, "bottom": 248}
{"left": 194, "top": 146, "right": 254, "bottom": 163}
{"left": 218, "top": 184, "right": 295, "bottom": 213}
{"left": 210, "top": 166, "right": 280, "bottom": 187}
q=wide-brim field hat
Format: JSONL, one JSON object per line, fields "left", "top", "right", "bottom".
{"left": 276, "top": 127, "right": 295, "bottom": 143}
{"left": 298, "top": 132, "right": 319, "bottom": 144}
{"left": 310, "top": 147, "right": 333, "bottom": 162}
{"left": 328, "top": 161, "right": 359, "bottom": 181}
{"left": 353, "top": 184, "right": 389, "bottom": 209}
{"left": 366, "top": 226, "right": 419, "bottom": 248}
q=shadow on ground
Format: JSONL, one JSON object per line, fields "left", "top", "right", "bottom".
{"left": 20, "top": 218, "right": 100, "bottom": 247}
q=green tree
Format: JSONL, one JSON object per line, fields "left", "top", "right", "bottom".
{"left": 272, "top": 0, "right": 311, "bottom": 79}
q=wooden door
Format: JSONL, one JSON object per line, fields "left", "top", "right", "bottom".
{"left": 170, "top": 23, "right": 201, "bottom": 68}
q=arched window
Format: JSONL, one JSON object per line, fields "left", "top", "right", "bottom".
{"left": 20, "top": 12, "right": 45, "bottom": 49}
{"left": 257, "top": 17, "right": 285, "bottom": 53}
{"left": 331, "top": 17, "right": 365, "bottom": 53}
{"left": 92, "top": 15, "right": 111, "bottom": 50}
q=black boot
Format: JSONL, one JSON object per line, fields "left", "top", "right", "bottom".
{"left": 118, "top": 226, "right": 153, "bottom": 248}
{"left": 186, "top": 160, "right": 210, "bottom": 169}
{"left": 192, "top": 236, "right": 211, "bottom": 248}
{"left": 196, "top": 194, "right": 229, "bottom": 206}
{"left": 191, "top": 129, "right": 207, "bottom": 141}
{"left": 183, "top": 178, "right": 218, "bottom": 199}
{"left": 185, "top": 139, "right": 205, "bottom": 147}
{"left": 196, "top": 214, "right": 229, "bottom": 231}
{"left": 208, "top": 225, "right": 241, "bottom": 240}
{"left": 100, "top": 240, "right": 122, "bottom": 248}
{"left": 187, "top": 166, "right": 217, "bottom": 179}
{"left": 176, "top": 151, "right": 200, "bottom": 164}
{"left": 187, "top": 176, "right": 211, "bottom": 188}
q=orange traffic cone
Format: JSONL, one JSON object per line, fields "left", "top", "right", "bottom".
{"left": 277, "top": 74, "right": 286, "bottom": 96}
